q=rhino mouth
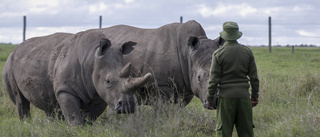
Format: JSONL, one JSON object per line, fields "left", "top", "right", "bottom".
{"left": 115, "top": 101, "right": 135, "bottom": 114}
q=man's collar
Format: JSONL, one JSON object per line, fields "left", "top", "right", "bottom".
{"left": 223, "top": 40, "right": 238, "bottom": 46}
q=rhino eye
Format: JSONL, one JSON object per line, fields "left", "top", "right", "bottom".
{"left": 106, "top": 79, "right": 111, "bottom": 84}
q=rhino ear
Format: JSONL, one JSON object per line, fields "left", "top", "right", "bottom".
{"left": 96, "top": 38, "right": 111, "bottom": 57}
{"left": 121, "top": 41, "right": 137, "bottom": 55}
{"left": 188, "top": 36, "right": 200, "bottom": 50}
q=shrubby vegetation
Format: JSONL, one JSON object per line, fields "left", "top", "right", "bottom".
{"left": 250, "top": 44, "right": 318, "bottom": 47}
{"left": 0, "top": 44, "right": 319, "bottom": 136}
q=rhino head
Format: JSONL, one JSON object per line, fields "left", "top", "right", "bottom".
{"left": 187, "top": 36, "right": 224, "bottom": 102}
{"left": 92, "top": 38, "right": 152, "bottom": 114}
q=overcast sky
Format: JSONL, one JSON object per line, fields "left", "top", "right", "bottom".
{"left": 1, "top": 0, "right": 319, "bottom": 46}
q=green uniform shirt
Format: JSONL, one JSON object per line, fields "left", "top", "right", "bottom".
{"left": 206, "top": 41, "right": 259, "bottom": 101}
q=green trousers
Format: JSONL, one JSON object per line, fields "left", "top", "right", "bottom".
{"left": 215, "top": 97, "right": 254, "bottom": 137}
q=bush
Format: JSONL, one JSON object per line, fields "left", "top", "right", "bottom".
{"left": 297, "top": 71, "right": 320, "bottom": 97}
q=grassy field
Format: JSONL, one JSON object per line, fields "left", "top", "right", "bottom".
{"left": 0, "top": 44, "right": 319, "bottom": 136}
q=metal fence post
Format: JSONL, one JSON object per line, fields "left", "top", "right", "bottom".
{"left": 99, "top": 16, "right": 102, "bottom": 28}
{"left": 23, "top": 16, "right": 26, "bottom": 42}
{"left": 268, "top": 16, "right": 272, "bottom": 53}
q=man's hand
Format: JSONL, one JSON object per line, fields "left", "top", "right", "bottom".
{"left": 203, "top": 100, "right": 214, "bottom": 110}
{"left": 251, "top": 98, "right": 259, "bottom": 107}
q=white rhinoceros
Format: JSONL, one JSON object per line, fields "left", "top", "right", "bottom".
{"left": 3, "top": 29, "right": 152, "bottom": 125}
{"left": 99, "top": 20, "right": 224, "bottom": 106}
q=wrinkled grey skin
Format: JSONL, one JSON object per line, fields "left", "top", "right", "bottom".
{"left": 3, "top": 30, "right": 152, "bottom": 125}
{"left": 99, "top": 20, "right": 224, "bottom": 105}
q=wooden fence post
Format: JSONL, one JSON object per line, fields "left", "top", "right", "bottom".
{"left": 99, "top": 15, "right": 102, "bottom": 28}
{"left": 23, "top": 16, "right": 26, "bottom": 42}
{"left": 268, "top": 16, "right": 272, "bottom": 53}
{"left": 180, "top": 16, "right": 183, "bottom": 23}
{"left": 292, "top": 46, "right": 294, "bottom": 54}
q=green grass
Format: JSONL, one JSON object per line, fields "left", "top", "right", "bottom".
{"left": 251, "top": 47, "right": 320, "bottom": 137}
{"left": 0, "top": 44, "right": 319, "bottom": 136}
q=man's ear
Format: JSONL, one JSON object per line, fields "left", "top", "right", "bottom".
{"left": 188, "top": 36, "right": 200, "bottom": 50}
{"left": 95, "top": 38, "right": 111, "bottom": 57}
{"left": 121, "top": 41, "right": 137, "bottom": 55}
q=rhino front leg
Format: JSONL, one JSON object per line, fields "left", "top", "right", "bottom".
{"left": 57, "top": 92, "right": 84, "bottom": 125}
{"left": 45, "top": 108, "right": 64, "bottom": 121}
{"left": 181, "top": 93, "right": 194, "bottom": 107}
{"left": 81, "top": 101, "right": 107, "bottom": 125}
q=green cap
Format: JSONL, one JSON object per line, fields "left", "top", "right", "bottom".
{"left": 220, "top": 21, "right": 242, "bottom": 40}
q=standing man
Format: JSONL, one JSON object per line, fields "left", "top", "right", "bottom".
{"left": 204, "top": 21, "right": 259, "bottom": 137}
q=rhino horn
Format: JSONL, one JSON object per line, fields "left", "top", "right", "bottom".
{"left": 127, "top": 73, "right": 152, "bottom": 93}
{"left": 120, "top": 62, "right": 132, "bottom": 78}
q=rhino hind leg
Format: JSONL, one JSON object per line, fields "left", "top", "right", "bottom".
{"left": 57, "top": 92, "right": 84, "bottom": 125}
{"left": 15, "top": 91, "right": 31, "bottom": 120}
{"left": 3, "top": 77, "right": 31, "bottom": 119}
{"left": 3, "top": 65, "right": 30, "bottom": 119}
